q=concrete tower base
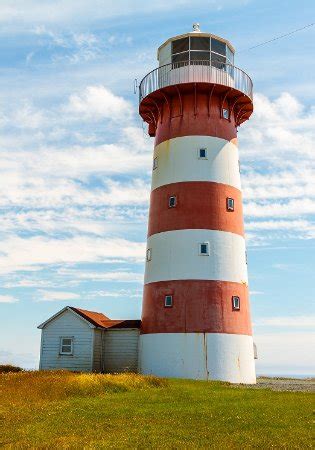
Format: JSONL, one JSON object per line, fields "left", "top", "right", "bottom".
{"left": 139, "top": 333, "right": 256, "bottom": 384}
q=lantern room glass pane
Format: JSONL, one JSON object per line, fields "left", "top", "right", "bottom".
{"left": 190, "top": 36, "right": 210, "bottom": 51}
{"left": 227, "top": 45, "right": 234, "bottom": 64}
{"left": 211, "top": 38, "right": 226, "bottom": 56}
{"left": 172, "top": 37, "right": 189, "bottom": 54}
{"left": 211, "top": 53, "right": 226, "bottom": 69}
{"left": 190, "top": 51, "right": 210, "bottom": 61}
{"left": 172, "top": 52, "right": 189, "bottom": 63}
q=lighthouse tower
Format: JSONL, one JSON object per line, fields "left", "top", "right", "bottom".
{"left": 138, "top": 25, "right": 256, "bottom": 384}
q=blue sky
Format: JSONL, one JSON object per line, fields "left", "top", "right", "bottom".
{"left": 0, "top": 0, "right": 314, "bottom": 375}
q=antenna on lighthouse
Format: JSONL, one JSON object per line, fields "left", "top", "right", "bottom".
{"left": 192, "top": 23, "right": 201, "bottom": 32}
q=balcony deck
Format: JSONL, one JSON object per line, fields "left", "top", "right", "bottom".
{"left": 139, "top": 61, "right": 253, "bottom": 131}
{"left": 139, "top": 61, "right": 253, "bottom": 103}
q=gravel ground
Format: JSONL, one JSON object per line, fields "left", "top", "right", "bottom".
{"left": 244, "top": 377, "right": 315, "bottom": 392}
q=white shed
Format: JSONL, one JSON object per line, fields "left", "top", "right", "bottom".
{"left": 38, "top": 306, "right": 140, "bottom": 373}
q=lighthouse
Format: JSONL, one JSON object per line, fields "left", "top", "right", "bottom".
{"left": 138, "top": 25, "right": 256, "bottom": 384}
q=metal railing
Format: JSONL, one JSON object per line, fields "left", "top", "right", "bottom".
{"left": 139, "top": 60, "right": 253, "bottom": 103}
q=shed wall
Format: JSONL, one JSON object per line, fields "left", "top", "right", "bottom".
{"left": 39, "top": 310, "right": 94, "bottom": 372}
{"left": 103, "top": 329, "right": 139, "bottom": 373}
{"left": 92, "top": 329, "right": 104, "bottom": 372}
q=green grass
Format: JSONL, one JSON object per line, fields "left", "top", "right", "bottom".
{"left": 0, "top": 371, "right": 313, "bottom": 449}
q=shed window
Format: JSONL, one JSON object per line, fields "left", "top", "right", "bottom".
{"left": 153, "top": 157, "right": 158, "bottom": 170}
{"left": 164, "top": 295, "right": 173, "bottom": 307}
{"left": 226, "top": 197, "right": 234, "bottom": 211}
{"left": 169, "top": 196, "right": 177, "bottom": 208}
{"left": 199, "top": 242, "right": 209, "bottom": 255}
{"left": 60, "top": 337, "right": 73, "bottom": 355}
{"left": 198, "top": 148, "right": 207, "bottom": 159}
{"left": 146, "top": 248, "right": 152, "bottom": 261}
{"left": 232, "top": 296, "right": 240, "bottom": 310}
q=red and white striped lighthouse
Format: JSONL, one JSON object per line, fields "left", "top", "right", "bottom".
{"left": 138, "top": 25, "right": 256, "bottom": 383}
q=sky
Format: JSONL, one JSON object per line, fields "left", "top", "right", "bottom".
{"left": 0, "top": 0, "right": 314, "bottom": 376}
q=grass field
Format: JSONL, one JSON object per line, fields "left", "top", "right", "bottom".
{"left": 0, "top": 370, "right": 313, "bottom": 449}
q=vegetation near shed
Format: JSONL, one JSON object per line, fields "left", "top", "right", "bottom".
{"left": 0, "top": 371, "right": 313, "bottom": 449}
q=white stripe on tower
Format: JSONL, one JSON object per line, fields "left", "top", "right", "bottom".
{"left": 151, "top": 136, "right": 241, "bottom": 191}
{"left": 144, "top": 229, "right": 248, "bottom": 285}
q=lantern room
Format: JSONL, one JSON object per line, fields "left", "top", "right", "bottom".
{"left": 157, "top": 24, "right": 235, "bottom": 69}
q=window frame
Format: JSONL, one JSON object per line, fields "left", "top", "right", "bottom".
{"left": 199, "top": 242, "right": 210, "bottom": 256}
{"left": 198, "top": 148, "right": 208, "bottom": 159}
{"left": 232, "top": 296, "right": 240, "bottom": 311}
{"left": 146, "top": 248, "right": 152, "bottom": 261}
{"left": 153, "top": 157, "right": 158, "bottom": 170}
{"left": 164, "top": 295, "right": 173, "bottom": 308}
{"left": 222, "top": 108, "right": 229, "bottom": 120}
{"left": 168, "top": 195, "right": 177, "bottom": 208}
{"left": 59, "top": 337, "right": 74, "bottom": 355}
{"left": 226, "top": 197, "right": 235, "bottom": 211}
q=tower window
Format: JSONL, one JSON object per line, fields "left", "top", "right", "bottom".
{"left": 153, "top": 157, "right": 158, "bottom": 170}
{"left": 146, "top": 248, "right": 152, "bottom": 261}
{"left": 222, "top": 108, "right": 229, "bottom": 119}
{"left": 164, "top": 295, "right": 173, "bottom": 307}
{"left": 168, "top": 196, "right": 177, "bottom": 208}
{"left": 232, "top": 296, "right": 240, "bottom": 310}
{"left": 226, "top": 197, "right": 235, "bottom": 211}
{"left": 60, "top": 337, "right": 73, "bottom": 355}
{"left": 199, "top": 242, "right": 209, "bottom": 255}
{"left": 198, "top": 148, "right": 208, "bottom": 159}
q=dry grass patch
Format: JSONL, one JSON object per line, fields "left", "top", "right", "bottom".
{"left": 0, "top": 370, "right": 167, "bottom": 405}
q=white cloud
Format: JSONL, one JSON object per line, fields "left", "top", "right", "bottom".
{"left": 57, "top": 268, "right": 143, "bottom": 283}
{"left": 254, "top": 316, "right": 315, "bottom": 328}
{"left": 246, "top": 220, "right": 313, "bottom": 231}
{"left": 88, "top": 288, "right": 142, "bottom": 298}
{"left": 244, "top": 198, "right": 315, "bottom": 219}
{"left": 0, "top": 349, "right": 38, "bottom": 369}
{"left": 37, "top": 290, "right": 81, "bottom": 302}
{"left": 0, "top": 295, "right": 18, "bottom": 303}
{"left": 0, "top": 236, "right": 145, "bottom": 274}
{"left": 254, "top": 332, "right": 315, "bottom": 375}
{"left": 65, "top": 85, "right": 133, "bottom": 121}
{"left": 0, "top": 1, "right": 246, "bottom": 28}
{"left": 239, "top": 92, "right": 315, "bottom": 243}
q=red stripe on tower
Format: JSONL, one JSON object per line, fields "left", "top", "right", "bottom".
{"left": 148, "top": 181, "right": 244, "bottom": 237}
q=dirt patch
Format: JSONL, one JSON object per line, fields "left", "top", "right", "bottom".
{"left": 245, "top": 377, "right": 315, "bottom": 392}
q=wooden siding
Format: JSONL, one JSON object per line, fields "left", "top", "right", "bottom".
{"left": 92, "top": 329, "right": 104, "bottom": 372}
{"left": 40, "top": 309, "right": 94, "bottom": 372}
{"left": 103, "top": 329, "right": 139, "bottom": 373}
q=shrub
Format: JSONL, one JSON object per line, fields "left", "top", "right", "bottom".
{"left": 0, "top": 364, "right": 24, "bottom": 373}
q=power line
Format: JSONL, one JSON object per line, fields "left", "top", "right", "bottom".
{"left": 239, "top": 22, "right": 315, "bottom": 53}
